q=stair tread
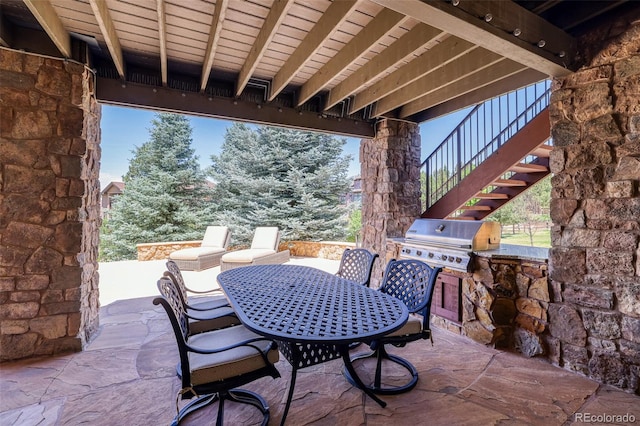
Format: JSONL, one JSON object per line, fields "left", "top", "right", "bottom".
{"left": 447, "top": 216, "right": 477, "bottom": 220}
{"left": 474, "top": 193, "right": 509, "bottom": 199}
{"left": 460, "top": 205, "right": 492, "bottom": 211}
{"left": 510, "top": 162, "right": 548, "bottom": 173}
{"left": 493, "top": 178, "right": 527, "bottom": 187}
{"left": 531, "top": 145, "right": 553, "bottom": 157}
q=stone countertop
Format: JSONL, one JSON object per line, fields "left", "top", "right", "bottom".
{"left": 475, "top": 243, "right": 549, "bottom": 262}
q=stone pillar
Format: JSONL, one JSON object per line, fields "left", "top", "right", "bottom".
{"left": 360, "top": 119, "right": 421, "bottom": 288}
{"left": 548, "top": 20, "right": 640, "bottom": 393}
{"left": 0, "top": 48, "right": 101, "bottom": 361}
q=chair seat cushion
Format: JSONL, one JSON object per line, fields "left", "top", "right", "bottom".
{"left": 189, "top": 294, "right": 229, "bottom": 310}
{"left": 221, "top": 249, "right": 276, "bottom": 263}
{"left": 170, "top": 247, "right": 226, "bottom": 260}
{"left": 188, "top": 306, "right": 239, "bottom": 334}
{"left": 188, "top": 325, "right": 279, "bottom": 385}
{"left": 385, "top": 314, "right": 423, "bottom": 337}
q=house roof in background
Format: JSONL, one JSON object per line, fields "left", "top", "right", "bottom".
{"left": 101, "top": 181, "right": 124, "bottom": 195}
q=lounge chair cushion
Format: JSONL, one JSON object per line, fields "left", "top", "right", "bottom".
{"left": 169, "top": 246, "right": 226, "bottom": 260}
{"left": 202, "top": 226, "right": 231, "bottom": 248}
{"left": 250, "top": 227, "right": 280, "bottom": 250}
{"left": 220, "top": 249, "right": 276, "bottom": 263}
{"left": 168, "top": 226, "right": 231, "bottom": 271}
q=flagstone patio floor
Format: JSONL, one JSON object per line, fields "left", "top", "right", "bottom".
{"left": 1, "top": 258, "right": 638, "bottom": 425}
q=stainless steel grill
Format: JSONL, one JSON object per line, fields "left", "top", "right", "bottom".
{"left": 399, "top": 219, "right": 501, "bottom": 272}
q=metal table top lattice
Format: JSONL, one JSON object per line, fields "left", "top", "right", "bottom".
{"left": 218, "top": 264, "right": 409, "bottom": 424}
{"left": 217, "top": 264, "right": 408, "bottom": 345}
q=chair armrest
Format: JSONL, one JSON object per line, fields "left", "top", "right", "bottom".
{"left": 184, "top": 286, "right": 225, "bottom": 296}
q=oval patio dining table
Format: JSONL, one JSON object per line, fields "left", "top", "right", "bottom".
{"left": 217, "top": 264, "right": 409, "bottom": 425}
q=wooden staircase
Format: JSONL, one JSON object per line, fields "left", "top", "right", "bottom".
{"left": 422, "top": 108, "right": 551, "bottom": 220}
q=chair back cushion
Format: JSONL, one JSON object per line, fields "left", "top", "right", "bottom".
{"left": 202, "top": 226, "right": 231, "bottom": 248}
{"left": 250, "top": 227, "right": 280, "bottom": 250}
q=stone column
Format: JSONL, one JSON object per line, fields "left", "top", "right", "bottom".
{"left": 548, "top": 20, "right": 640, "bottom": 393}
{"left": 0, "top": 48, "right": 101, "bottom": 361}
{"left": 360, "top": 119, "right": 421, "bottom": 288}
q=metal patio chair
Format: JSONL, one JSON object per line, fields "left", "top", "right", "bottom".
{"left": 165, "top": 260, "right": 229, "bottom": 310}
{"left": 163, "top": 261, "right": 239, "bottom": 334}
{"left": 335, "top": 248, "right": 378, "bottom": 287}
{"left": 344, "top": 258, "right": 441, "bottom": 395}
{"left": 154, "top": 276, "right": 280, "bottom": 426}
{"left": 335, "top": 248, "right": 379, "bottom": 349}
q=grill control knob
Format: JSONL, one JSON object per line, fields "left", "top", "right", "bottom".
{"left": 416, "top": 250, "right": 422, "bottom": 256}
{"left": 440, "top": 255, "right": 447, "bottom": 260}
{"left": 455, "top": 257, "right": 462, "bottom": 263}
{"left": 448, "top": 256, "right": 455, "bottom": 261}
{"left": 404, "top": 249, "right": 411, "bottom": 255}
{"left": 428, "top": 252, "right": 434, "bottom": 258}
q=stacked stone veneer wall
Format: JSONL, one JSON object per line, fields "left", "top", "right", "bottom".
{"left": 548, "top": 19, "right": 640, "bottom": 393}
{"left": 445, "top": 257, "right": 550, "bottom": 356}
{"left": 361, "top": 120, "right": 421, "bottom": 288}
{"left": 137, "top": 240, "right": 355, "bottom": 261}
{"left": 0, "top": 49, "right": 101, "bottom": 361}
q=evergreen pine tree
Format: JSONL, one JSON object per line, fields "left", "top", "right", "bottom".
{"left": 209, "top": 123, "right": 351, "bottom": 244}
{"left": 100, "top": 113, "right": 214, "bottom": 260}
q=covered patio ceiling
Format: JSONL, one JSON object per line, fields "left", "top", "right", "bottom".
{"left": 1, "top": 0, "right": 637, "bottom": 137}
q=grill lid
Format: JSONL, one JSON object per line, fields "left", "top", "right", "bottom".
{"left": 405, "top": 219, "right": 501, "bottom": 251}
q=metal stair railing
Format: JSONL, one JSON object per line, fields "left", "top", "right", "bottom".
{"left": 422, "top": 80, "right": 551, "bottom": 212}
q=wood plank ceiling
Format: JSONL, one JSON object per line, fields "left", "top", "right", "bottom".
{"left": 1, "top": 0, "right": 636, "bottom": 137}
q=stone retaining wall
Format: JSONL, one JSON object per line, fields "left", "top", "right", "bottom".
{"left": 137, "top": 240, "right": 356, "bottom": 261}
{"left": 0, "top": 49, "right": 101, "bottom": 361}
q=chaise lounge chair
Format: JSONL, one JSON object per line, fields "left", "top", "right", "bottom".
{"left": 169, "top": 226, "right": 231, "bottom": 271}
{"left": 220, "top": 226, "right": 290, "bottom": 271}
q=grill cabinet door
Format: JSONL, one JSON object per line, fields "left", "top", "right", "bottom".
{"left": 432, "top": 273, "right": 461, "bottom": 323}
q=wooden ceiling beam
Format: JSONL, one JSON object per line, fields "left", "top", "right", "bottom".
{"left": 89, "top": 0, "right": 125, "bottom": 79}
{"left": 371, "top": 0, "right": 576, "bottom": 76}
{"left": 200, "top": 0, "right": 229, "bottom": 93}
{"left": 155, "top": 0, "right": 167, "bottom": 86}
{"left": 23, "top": 0, "right": 71, "bottom": 57}
{"left": 268, "top": 0, "right": 360, "bottom": 101}
{"left": 350, "top": 36, "right": 475, "bottom": 115}
{"left": 373, "top": 47, "right": 503, "bottom": 117}
{"left": 325, "top": 23, "right": 443, "bottom": 111}
{"left": 297, "top": 7, "right": 407, "bottom": 106}
{"left": 95, "top": 77, "right": 375, "bottom": 138}
{"left": 398, "top": 59, "right": 528, "bottom": 118}
{"left": 236, "top": 0, "right": 294, "bottom": 97}
{"left": 0, "top": 11, "right": 13, "bottom": 47}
